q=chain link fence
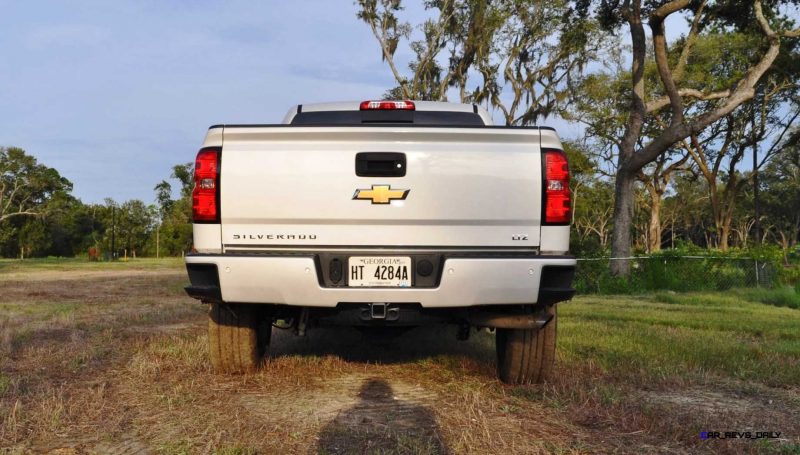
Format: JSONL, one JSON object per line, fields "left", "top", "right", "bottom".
{"left": 575, "top": 256, "right": 779, "bottom": 294}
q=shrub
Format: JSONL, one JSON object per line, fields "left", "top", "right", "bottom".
{"left": 779, "top": 265, "right": 800, "bottom": 287}
{"left": 574, "top": 247, "right": 785, "bottom": 294}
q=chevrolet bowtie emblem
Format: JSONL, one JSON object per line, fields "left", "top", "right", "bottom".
{"left": 353, "top": 185, "right": 410, "bottom": 204}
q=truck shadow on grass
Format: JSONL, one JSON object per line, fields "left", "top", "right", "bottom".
{"left": 269, "top": 325, "right": 496, "bottom": 366}
{"left": 316, "top": 378, "right": 449, "bottom": 455}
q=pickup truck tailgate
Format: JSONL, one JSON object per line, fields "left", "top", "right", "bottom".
{"left": 218, "top": 126, "right": 546, "bottom": 249}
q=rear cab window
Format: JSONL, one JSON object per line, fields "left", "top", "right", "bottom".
{"left": 290, "top": 109, "right": 487, "bottom": 126}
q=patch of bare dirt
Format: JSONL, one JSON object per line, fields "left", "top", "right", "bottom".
{"left": 126, "top": 322, "right": 199, "bottom": 334}
{"left": 89, "top": 435, "right": 152, "bottom": 455}
{"left": 646, "top": 388, "right": 761, "bottom": 413}
{"left": 9, "top": 434, "right": 151, "bottom": 455}
{"left": 0, "top": 268, "right": 184, "bottom": 283}
{"left": 643, "top": 382, "right": 800, "bottom": 421}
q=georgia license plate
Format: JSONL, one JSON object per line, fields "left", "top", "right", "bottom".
{"left": 348, "top": 256, "right": 411, "bottom": 287}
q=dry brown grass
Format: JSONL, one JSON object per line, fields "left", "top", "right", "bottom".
{"left": 0, "top": 260, "right": 798, "bottom": 454}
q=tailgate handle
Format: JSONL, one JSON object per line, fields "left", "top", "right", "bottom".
{"left": 355, "top": 152, "right": 406, "bottom": 177}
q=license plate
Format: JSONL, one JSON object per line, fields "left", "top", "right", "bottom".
{"left": 348, "top": 256, "right": 411, "bottom": 287}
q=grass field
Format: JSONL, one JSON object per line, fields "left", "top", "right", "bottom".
{"left": 0, "top": 259, "right": 798, "bottom": 454}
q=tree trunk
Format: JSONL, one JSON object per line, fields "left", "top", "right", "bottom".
{"left": 779, "top": 231, "right": 790, "bottom": 265}
{"left": 610, "top": 0, "right": 645, "bottom": 277}
{"left": 611, "top": 170, "right": 636, "bottom": 276}
{"left": 719, "top": 218, "right": 732, "bottom": 251}
{"left": 647, "top": 191, "right": 662, "bottom": 252}
{"left": 716, "top": 198, "right": 738, "bottom": 251}
{"left": 671, "top": 218, "right": 675, "bottom": 248}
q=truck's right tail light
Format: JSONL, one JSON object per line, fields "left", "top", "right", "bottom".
{"left": 192, "top": 147, "right": 221, "bottom": 223}
{"left": 543, "top": 149, "right": 571, "bottom": 225}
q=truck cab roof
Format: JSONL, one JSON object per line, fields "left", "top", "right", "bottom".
{"left": 281, "top": 100, "right": 494, "bottom": 126}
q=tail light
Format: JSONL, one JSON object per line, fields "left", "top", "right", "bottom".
{"left": 543, "top": 149, "right": 571, "bottom": 224}
{"left": 192, "top": 147, "right": 221, "bottom": 223}
{"left": 360, "top": 100, "right": 415, "bottom": 110}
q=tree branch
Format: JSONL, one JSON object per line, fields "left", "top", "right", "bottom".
{"left": 673, "top": 0, "right": 707, "bottom": 82}
{"left": 627, "top": 0, "right": 795, "bottom": 172}
{"left": 0, "top": 210, "right": 41, "bottom": 223}
{"left": 618, "top": 0, "right": 647, "bottom": 169}
{"left": 712, "top": 123, "right": 737, "bottom": 178}
{"left": 649, "top": 0, "right": 691, "bottom": 123}
{"left": 755, "top": 0, "right": 800, "bottom": 38}
{"left": 412, "top": 0, "right": 455, "bottom": 98}
{"left": 682, "top": 134, "right": 711, "bottom": 182}
{"left": 365, "top": 9, "right": 411, "bottom": 99}
{"left": 646, "top": 89, "right": 730, "bottom": 113}
{"left": 757, "top": 106, "right": 800, "bottom": 169}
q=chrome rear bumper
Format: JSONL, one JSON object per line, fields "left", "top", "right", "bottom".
{"left": 185, "top": 253, "right": 575, "bottom": 308}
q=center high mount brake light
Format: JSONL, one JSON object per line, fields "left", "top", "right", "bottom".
{"left": 359, "top": 100, "right": 416, "bottom": 111}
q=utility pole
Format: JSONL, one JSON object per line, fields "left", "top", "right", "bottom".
{"left": 111, "top": 205, "right": 117, "bottom": 260}
{"left": 753, "top": 141, "right": 760, "bottom": 246}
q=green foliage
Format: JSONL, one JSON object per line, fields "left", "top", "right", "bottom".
{"left": 0, "top": 146, "right": 72, "bottom": 222}
{"left": 680, "top": 32, "right": 766, "bottom": 92}
{"left": 760, "top": 145, "right": 800, "bottom": 256}
{"left": 571, "top": 178, "right": 615, "bottom": 256}
{"left": 1, "top": 147, "right": 75, "bottom": 257}
{"left": 562, "top": 140, "right": 596, "bottom": 185}
{"left": 18, "top": 219, "right": 50, "bottom": 258}
{"left": 733, "top": 287, "right": 800, "bottom": 309}
{"left": 171, "top": 162, "right": 194, "bottom": 199}
{"left": 41, "top": 193, "right": 99, "bottom": 256}
{"left": 115, "top": 199, "right": 155, "bottom": 257}
{"left": 0, "top": 145, "right": 193, "bottom": 258}
{"left": 154, "top": 180, "right": 174, "bottom": 216}
{"left": 575, "top": 247, "right": 786, "bottom": 294}
{"left": 151, "top": 164, "right": 194, "bottom": 256}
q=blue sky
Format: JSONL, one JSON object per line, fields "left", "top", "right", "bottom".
{"left": 0, "top": 1, "right": 690, "bottom": 204}
{"left": 0, "top": 1, "right": 437, "bottom": 203}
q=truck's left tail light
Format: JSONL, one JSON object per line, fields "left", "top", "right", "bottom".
{"left": 192, "top": 147, "right": 221, "bottom": 223}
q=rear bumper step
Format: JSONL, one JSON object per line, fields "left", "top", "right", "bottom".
{"left": 185, "top": 285, "right": 222, "bottom": 302}
{"left": 537, "top": 287, "right": 576, "bottom": 306}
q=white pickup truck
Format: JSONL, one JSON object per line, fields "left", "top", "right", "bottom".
{"left": 184, "top": 100, "right": 576, "bottom": 384}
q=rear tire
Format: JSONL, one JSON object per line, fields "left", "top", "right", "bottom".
{"left": 496, "top": 305, "right": 556, "bottom": 384}
{"left": 208, "top": 303, "right": 271, "bottom": 373}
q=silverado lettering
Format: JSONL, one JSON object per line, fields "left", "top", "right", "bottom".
{"left": 232, "top": 234, "right": 317, "bottom": 240}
